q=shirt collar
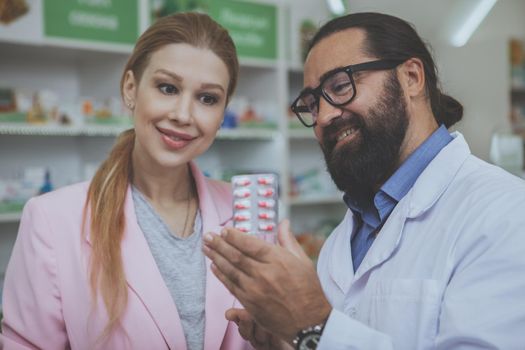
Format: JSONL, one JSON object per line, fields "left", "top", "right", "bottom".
{"left": 344, "top": 125, "right": 453, "bottom": 223}
{"left": 381, "top": 124, "right": 453, "bottom": 202}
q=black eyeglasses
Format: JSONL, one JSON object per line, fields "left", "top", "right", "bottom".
{"left": 290, "top": 59, "right": 405, "bottom": 127}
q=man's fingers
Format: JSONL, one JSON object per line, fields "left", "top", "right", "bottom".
{"left": 220, "top": 227, "right": 274, "bottom": 262}
{"left": 277, "top": 219, "right": 310, "bottom": 262}
{"left": 253, "top": 323, "right": 270, "bottom": 345}
{"left": 209, "top": 262, "right": 239, "bottom": 296}
{"left": 225, "top": 308, "right": 251, "bottom": 323}
{"left": 204, "top": 247, "right": 250, "bottom": 302}
{"left": 203, "top": 232, "right": 257, "bottom": 276}
{"left": 227, "top": 307, "right": 273, "bottom": 349}
{"left": 237, "top": 318, "right": 255, "bottom": 342}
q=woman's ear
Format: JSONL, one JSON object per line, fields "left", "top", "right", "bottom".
{"left": 398, "top": 57, "right": 426, "bottom": 99}
{"left": 122, "top": 70, "right": 137, "bottom": 109}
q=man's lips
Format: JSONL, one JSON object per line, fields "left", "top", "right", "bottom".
{"left": 336, "top": 126, "right": 359, "bottom": 142}
{"left": 322, "top": 113, "right": 363, "bottom": 148}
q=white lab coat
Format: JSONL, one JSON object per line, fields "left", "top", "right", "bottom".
{"left": 316, "top": 132, "right": 525, "bottom": 350}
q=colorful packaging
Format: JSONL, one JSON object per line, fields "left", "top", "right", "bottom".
{"left": 231, "top": 173, "right": 279, "bottom": 243}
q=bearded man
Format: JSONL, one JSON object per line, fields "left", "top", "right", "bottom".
{"left": 204, "top": 12, "right": 525, "bottom": 350}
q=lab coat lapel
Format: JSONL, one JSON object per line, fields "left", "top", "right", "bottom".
{"left": 328, "top": 210, "right": 356, "bottom": 293}
{"left": 353, "top": 201, "right": 410, "bottom": 281}
{"left": 190, "top": 163, "right": 236, "bottom": 350}
{"left": 353, "top": 132, "right": 471, "bottom": 280}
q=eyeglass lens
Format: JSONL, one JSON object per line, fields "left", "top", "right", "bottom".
{"left": 296, "top": 71, "right": 355, "bottom": 126}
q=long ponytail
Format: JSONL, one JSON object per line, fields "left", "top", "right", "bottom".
{"left": 82, "top": 11, "right": 238, "bottom": 340}
{"left": 83, "top": 129, "right": 134, "bottom": 338}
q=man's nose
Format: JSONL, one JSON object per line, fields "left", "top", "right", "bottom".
{"left": 316, "top": 96, "right": 342, "bottom": 127}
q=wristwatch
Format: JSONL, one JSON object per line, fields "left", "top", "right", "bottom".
{"left": 292, "top": 322, "right": 325, "bottom": 350}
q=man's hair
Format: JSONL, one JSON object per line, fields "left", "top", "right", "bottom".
{"left": 309, "top": 12, "right": 463, "bottom": 128}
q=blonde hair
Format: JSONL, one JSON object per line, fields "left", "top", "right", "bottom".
{"left": 83, "top": 12, "right": 239, "bottom": 338}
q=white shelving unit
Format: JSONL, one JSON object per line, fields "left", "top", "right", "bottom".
{"left": 0, "top": 213, "right": 22, "bottom": 224}
{"left": 289, "top": 194, "right": 342, "bottom": 206}
{"left": 0, "top": 123, "right": 279, "bottom": 140}
{"left": 0, "top": 1, "right": 347, "bottom": 272}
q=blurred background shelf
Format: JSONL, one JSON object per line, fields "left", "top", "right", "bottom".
{"left": 0, "top": 123, "right": 131, "bottom": 137}
{"left": 289, "top": 194, "right": 343, "bottom": 206}
{"left": 0, "top": 213, "right": 22, "bottom": 224}
{"left": 0, "top": 123, "right": 279, "bottom": 140}
{"left": 288, "top": 128, "right": 317, "bottom": 139}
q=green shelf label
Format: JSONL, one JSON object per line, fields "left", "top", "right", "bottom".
{"left": 150, "top": 0, "right": 277, "bottom": 60}
{"left": 209, "top": 0, "right": 277, "bottom": 60}
{"left": 44, "top": 0, "right": 139, "bottom": 45}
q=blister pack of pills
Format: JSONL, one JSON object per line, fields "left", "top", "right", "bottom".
{"left": 231, "top": 173, "right": 279, "bottom": 243}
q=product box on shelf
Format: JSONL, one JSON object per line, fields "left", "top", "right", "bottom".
{"left": 223, "top": 96, "right": 278, "bottom": 130}
{"left": 0, "top": 167, "right": 54, "bottom": 215}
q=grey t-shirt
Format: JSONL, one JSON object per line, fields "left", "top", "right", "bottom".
{"left": 132, "top": 187, "right": 206, "bottom": 350}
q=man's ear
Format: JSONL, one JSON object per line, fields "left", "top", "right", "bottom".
{"left": 122, "top": 70, "right": 137, "bottom": 109}
{"left": 398, "top": 58, "right": 426, "bottom": 99}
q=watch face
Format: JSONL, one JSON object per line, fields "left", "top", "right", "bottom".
{"left": 299, "top": 333, "right": 320, "bottom": 350}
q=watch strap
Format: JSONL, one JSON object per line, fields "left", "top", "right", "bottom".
{"left": 292, "top": 321, "right": 326, "bottom": 350}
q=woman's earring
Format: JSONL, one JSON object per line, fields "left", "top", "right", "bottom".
{"left": 127, "top": 101, "right": 134, "bottom": 109}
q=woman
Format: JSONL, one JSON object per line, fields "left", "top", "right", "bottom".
{"left": 1, "top": 12, "right": 250, "bottom": 350}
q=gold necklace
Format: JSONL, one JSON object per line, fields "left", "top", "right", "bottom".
{"left": 181, "top": 180, "right": 195, "bottom": 237}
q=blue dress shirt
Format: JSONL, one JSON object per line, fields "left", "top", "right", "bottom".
{"left": 345, "top": 125, "right": 453, "bottom": 271}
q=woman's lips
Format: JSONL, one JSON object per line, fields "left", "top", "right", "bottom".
{"left": 157, "top": 126, "right": 196, "bottom": 150}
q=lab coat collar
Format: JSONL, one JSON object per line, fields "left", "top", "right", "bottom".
{"left": 356, "top": 132, "right": 470, "bottom": 279}
{"left": 329, "top": 132, "right": 471, "bottom": 288}
{"left": 328, "top": 211, "right": 356, "bottom": 292}
{"left": 405, "top": 132, "right": 471, "bottom": 218}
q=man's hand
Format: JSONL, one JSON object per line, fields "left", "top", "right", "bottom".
{"left": 226, "top": 308, "right": 293, "bottom": 350}
{"left": 202, "top": 220, "right": 332, "bottom": 342}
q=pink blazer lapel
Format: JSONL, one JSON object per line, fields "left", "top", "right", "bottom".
{"left": 120, "top": 190, "right": 187, "bottom": 350}
{"left": 83, "top": 162, "right": 235, "bottom": 350}
{"left": 190, "top": 162, "right": 237, "bottom": 350}
{"left": 84, "top": 187, "right": 186, "bottom": 350}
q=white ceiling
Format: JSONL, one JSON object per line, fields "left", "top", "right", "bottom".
{"left": 346, "top": 0, "right": 525, "bottom": 46}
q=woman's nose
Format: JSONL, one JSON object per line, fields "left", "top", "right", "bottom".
{"left": 169, "top": 93, "right": 192, "bottom": 124}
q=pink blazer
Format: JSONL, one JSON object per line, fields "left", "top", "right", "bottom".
{"left": 1, "top": 162, "right": 251, "bottom": 350}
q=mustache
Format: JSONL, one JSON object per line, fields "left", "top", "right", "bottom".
{"left": 321, "top": 114, "right": 365, "bottom": 149}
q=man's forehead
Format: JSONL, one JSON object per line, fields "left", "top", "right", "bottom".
{"left": 304, "top": 28, "right": 367, "bottom": 86}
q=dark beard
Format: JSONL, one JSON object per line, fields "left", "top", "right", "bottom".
{"left": 320, "top": 73, "right": 409, "bottom": 200}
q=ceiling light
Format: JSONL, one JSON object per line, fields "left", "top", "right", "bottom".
{"left": 326, "top": 0, "right": 346, "bottom": 16}
{"left": 450, "top": 0, "right": 498, "bottom": 47}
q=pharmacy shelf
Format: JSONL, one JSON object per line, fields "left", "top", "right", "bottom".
{"left": 0, "top": 212, "right": 22, "bottom": 224}
{"left": 217, "top": 128, "right": 279, "bottom": 140}
{"left": 0, "top": 40, "right": 279, "bottom": 71}
{"left": 0, "top": 123, "right": 131, "bottom": 137}
{"left": 287, "top": 61, "right": 304, "bottom": 73}
{"left": 289, "top": 194, "right": 343, "bottom": 206}
{"left": 511, "top": 88, "right": 525, "bottom": 102}
{"left": 0, "top": 194, "right": 344, "bottom": 224}
{"left": 288, "top": 128, "right": 316, "bottom": 139}
{"left": 240, "top": 57, "right": 280, "bottom": 70}
{"left": 0, "top": 197, "right": 344, "bottom": 222}
{"left": 0, "top": 123, "right": 279, "bottom": 140}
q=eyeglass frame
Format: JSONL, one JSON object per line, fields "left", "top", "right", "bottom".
{"left": 290, "top": 59, "right": 406, "bottom": 127}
